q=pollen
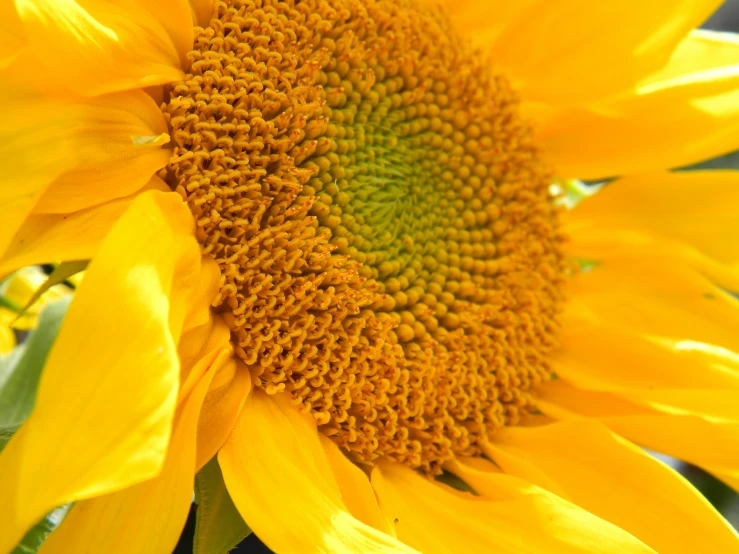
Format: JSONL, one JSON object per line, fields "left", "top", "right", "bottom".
{"left": 160, "top": 0, "right": 567, "bottom": 474}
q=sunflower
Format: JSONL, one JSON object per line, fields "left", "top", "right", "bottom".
{"left": 2, "top": 0, "right": 739, "bottom": 552}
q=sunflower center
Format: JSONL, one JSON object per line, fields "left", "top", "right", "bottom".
{"left": 160, "top": 0, "right": 566, "bottom": 473}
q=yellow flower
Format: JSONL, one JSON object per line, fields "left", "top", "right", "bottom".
{"left": 2, "top": 0, "right": 739, "bottom": 552}
{"left": 0, "top": 267, "right": 74, "bottom": 352}
{"left": 0, "top": 315, "right": 13, "bottom": 353}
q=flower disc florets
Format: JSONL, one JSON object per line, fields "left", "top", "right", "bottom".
{"left": 160, "top": 0, "right": 566, "bottom": 473}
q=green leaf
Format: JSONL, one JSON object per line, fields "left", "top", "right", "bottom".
{"left": 575, "top": 258, "right": 602, "bottom": 272}
{"left": 552, "top": 178, "right": 603, "bottom": 209}
{"left": 0, "top": 296, "right": 71, "bottom": 450}
{"left": 12, "top": 504, "right": 71, "bottom": 554}
{"left": 194, "top": 457, "right": 252, "bottom": 554}
{"left": 13, "top": 261, "right": 87, "bottom": 321}
{"left": 0, "top": 271, "right": 22, "bottom": 311}
{"left": 435, "top": 470, "right": 478, "bottom": 495}
{"left": 681, "top": 149, "right": 739, "bottom": 171}
{"left": 0, "top": 294, "right": 20, "bottom": 312}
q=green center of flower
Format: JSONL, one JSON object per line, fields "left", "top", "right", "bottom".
{"left": 160, "top": 0, "right": 566, "bottom": 474}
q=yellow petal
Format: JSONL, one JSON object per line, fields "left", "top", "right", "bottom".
{"left": 434, "top": 0, "right": 535, "bottom": 49}
{"left": 554, "top": 321, "right": 739, "bottom": 395}
{"left": 488, "top": 420, "right": 739, "bottom": 553}
{"left": 476, "top": 442, "right": 569, "bottom": 499}
{"left": 218, "top": 390, "right": 417, "bottom": 554}
{"left": 189, "top": 0, "right": 213, "bottom": 27}
{"left": 0, "top": 191, "right": 199, "bottom": 552}
{"left": 167, "top": 257, "right": 220, "bottom": 362}
{"left": 39, "top": 345, "right": 217, "bottom": 554}
{"left": 619, "top": 389, "right": 739, "bottom": 422}
{"left": 458, "top": 0, "right": 722, "bottom": 105}
{"left": 0, "top": 0, "right": 24, "bottom": 68}
{"left": 371, "top": 462, "right": 654, "bottom": 553}
{"left": 181, "top": 256, "right": 220, "bottom": 334}
{"left": 539, "top": 97, "right": 739, "bottom": 180}
{"left": 568, "top": 170, "right": 739, "bottom": 265}
{"left": 560, "top": 263, "right": 739, "bottom": 423}
{"left": 319, "top": 435, "right": 395, "bottom": 536}
{"left": 1, "top": 197, "right": 129, "bottom": 277}
{"left": 195, "top": 356, "right": 251, "bottom": 472}
{"left": 564, "top": 226, "right": 739, "bottom": 293}
{"left": 639, "top": 29, "right": 739, "bottom": 96}
{"left": 178, "top": 315, "right": 232, "bottom": 401}
{"left": 0, "top": 177, "right": 170, "bottom": 278}
{"left": 566, "top": 258, "right": 739, "bottom": 354}
{"left": 0, "top": 88, "right": 171, "bottom": 263}
{"left": 15, "top": 0, "right": 191, "bottom": 96}
{"left": 538, "top": 29, "right": 739, "bottom": 179}
{"left": 539, "top": 380, "right": 675, "bottom": 421}
{"left": 608, "top": 414, "right": 739, "bottom": 493}
{"left": 538, "top": 381, "right": 739, "bottom": 496}
{"left": 32, "top": 91, "right": 171, "bottom": 215}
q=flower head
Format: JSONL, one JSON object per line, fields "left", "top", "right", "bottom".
{"left": 161, "top": 0, "right": 567, "bottom": 473}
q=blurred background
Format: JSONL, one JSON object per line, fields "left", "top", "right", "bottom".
{"left": 706, "top": 0, "right": 739, "bottom": 31}
{"left": 171, "top": 2, "right": 739, "bottom": 552}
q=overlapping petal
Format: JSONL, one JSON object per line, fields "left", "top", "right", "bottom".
{"left": 0, "top": 87, "right": 171, "bottom": 264}
{"left": 0, "top": 178, "right": 170, "bottom": 279}
{"left": 371, "top": 461, "right": 654, "bottom": 553}
{"left": 547, "top": 214, "right": 739, "bottom": 497}
{"left": 564, "top": 227, "right": 739, "bottom": 293}
{"left": 556, "top": 253, "right": 739, "bottom": 420}
{"left": 486, "top": 420, "right": 739, "bottom": 553}
{"left": 554, "top": 319, "right": 739, "bottom": 394}
{"left": 444, "top": 0, "right": 721, "bottom": 105}
{"left": 566, "top": 258, "right": 739, "bottom": 354}
{"left": 14, "top": 0, "right": 192, "bottom": 96}
{"left": 430, "top": 0, "right": 535, "bottom": 49}
{"left": 218, "top": 390, "right": 417, "bottom": 554}
{"left": 177, "top": 316, "right": 232, "bottom": 401}
{"left": 566, "top": 170, "right": 739, "bottom": 265}
{"left": 188, "top": 0, "right": 214, "bottom": 27}
{"left": 0, "top": 191, "right": 198, "bottom": 552}
{"left": 319, "top": 435, "right": 395, "bottom": 536}
{"left": 38, "top": 347, "right": 217, "bottom": 554}
{"left": 180, "top": 256, "right": 221, "bottom": 335}
{"left": 536, "top": 29, "right": 739, "bottom": 179}
{"left": 538, "top": 381, "right": 739, "bottom": 494}
{"left": 195, "top": 357, "right": 251, "bottom": 472}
